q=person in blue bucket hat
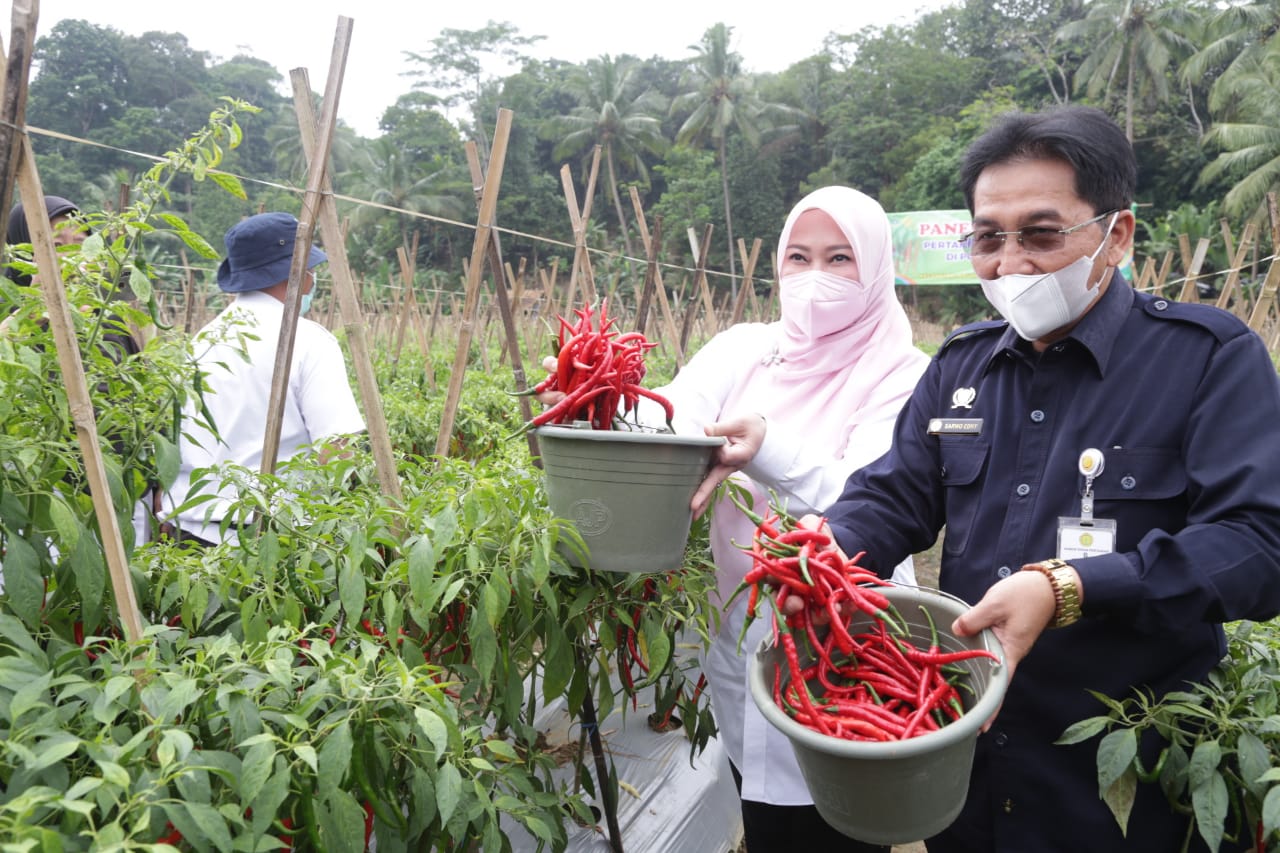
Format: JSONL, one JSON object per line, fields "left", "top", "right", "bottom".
{"left": 162, "top": 212, "right": 366, "bottom": 546}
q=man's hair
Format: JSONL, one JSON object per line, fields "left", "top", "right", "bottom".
{"left": 959, "top": 106, "right": 1136, "bottom": 215}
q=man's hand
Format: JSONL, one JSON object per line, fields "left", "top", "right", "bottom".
{"left": 535, "top": 355, "right": 565, "bottom": 407}
{"left": 691, "top": 413, "right": 768, "bottom": 518}
{"left": 950, "top": 566, "right": 1067, "bottom": 730}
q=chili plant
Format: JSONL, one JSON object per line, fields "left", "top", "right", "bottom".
{"left": 1060, "top": 621, "right": 1280, "bottom": 852}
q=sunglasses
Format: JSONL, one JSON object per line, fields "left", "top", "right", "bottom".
{"left": 957, "top": 210, "right": 1120, "bottom": 257}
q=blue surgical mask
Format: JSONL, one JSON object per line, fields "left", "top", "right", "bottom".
{"left": 299, "top": 292, "right": 314, "bottom": 315}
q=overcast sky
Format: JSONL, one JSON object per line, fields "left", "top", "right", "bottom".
{"left": 37, "top": 0, "right": 956, "bottom": 137}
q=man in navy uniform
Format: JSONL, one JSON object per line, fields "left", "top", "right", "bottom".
{"left": 706, "top": 105, "right": 1280, "bottom": 851}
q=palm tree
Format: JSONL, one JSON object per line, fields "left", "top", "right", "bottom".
{"left": 1199, "top": 47, "right": 1280, "bottom": 219}
{"left": 1184, "top": 1, "right": 1280, "bottom": 116}
{"left": 551, "top": 55, "right": 668, "bottom": 258}
{"left": 671, "top": 23, "right": 780, "bottom": 282}
{"left": 1056, "top": 0, "right": 1197, "bottom": 141}
{"left": 343, "top": 137, "right": 470, "bottom": 263}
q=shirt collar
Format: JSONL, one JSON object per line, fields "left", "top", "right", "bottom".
{"left": 984, "top": 270, "right": 1132, "bottom": 377}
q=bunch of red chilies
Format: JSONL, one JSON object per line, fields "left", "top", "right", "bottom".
{"left": 526, "top": 299, "right": 674, "bottom": 431}
{"left": 733, "top": 500, "right": 999, "bottom": 742}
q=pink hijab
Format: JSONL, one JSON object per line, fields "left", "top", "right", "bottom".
{"left": 722, "top": 186, "right": 928, "bottom": 455}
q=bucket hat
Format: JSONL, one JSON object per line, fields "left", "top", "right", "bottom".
{"left": 216, "top": 212, "right": 326, "bottom": 293}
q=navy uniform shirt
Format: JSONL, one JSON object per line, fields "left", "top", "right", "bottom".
{"left": 825, "top": 274, "right": 1280, "bottom": 852}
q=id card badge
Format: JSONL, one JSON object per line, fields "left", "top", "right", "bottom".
{"left": 1058, "top": 447, "right": 1117, "bottom": 561}
{"left": 1058, "top": 517, "right": 1117, "bottom": 561}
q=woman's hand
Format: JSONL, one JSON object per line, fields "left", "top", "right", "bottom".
{"left": 535, "top": 355, "right": 565, "bottom": 407}
{"left": 690, "top": 413, "right": 768, "bottom": 518}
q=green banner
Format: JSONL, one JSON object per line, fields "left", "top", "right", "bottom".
{"left": 889, "top": 210, "right": 978, "bottom": 286}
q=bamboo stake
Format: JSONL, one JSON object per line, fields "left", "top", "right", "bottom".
{"left": 261, "top": 23, "right": 349, "bottom": 477}
{"left": 732, "top": 237, "right": 762, "bottom": 325}
{"left": 1216, "top": 221, "right": 1257, "bottom": 313}
{"left": 289, "top": 57, "right": 402, "bottom": 500}
{"left": 18, "top": 139, "right": 145, "bottom": 642}
{"left": 435, "top": 109, "right": 513, "bottom": 458}
{"left": 561, "top": 147, "right": 602, "bottom": 307}
{"left": 1176, "top": 237, "right": 1210, "bottom": 304}
{"left": 635, "top": 215, "right": 663, "bottom": 338}
{"left": 680, "top": 225, "right": 713, "bottom": 356}
{"left": 0, "top": 0, "right": 36, "bottom": 242}
{"left": 465, "top": 139, "right": 535, "bottom": 449}
{"left": 628, "top": 186, "right": 683, "bottom": 363}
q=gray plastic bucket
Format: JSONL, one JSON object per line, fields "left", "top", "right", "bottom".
{"left": 534, "top": 425, "right": 724, "bottom": 574}
{"left": 748, "top": 584, "right": 1008, "bottom": 844}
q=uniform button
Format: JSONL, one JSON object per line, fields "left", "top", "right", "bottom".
{"left": 997, "top": 565, "right": 1012, "bottom": 579}
{"left": 994, "top": 732, "right": 1009, "bottom": 746}
{"left": 1003, "top": 798, "right": 1014, "bottom": 814}
{"left": 1030, "top": 409, "right": 1045, "bottom": 423}
{"left": 1051, "top": 344, "right": 1065, "bottom": 353}
{"left": 940, "top": 466, "right": 948, "bottom": 478}
{"left": 1154, "top": 300, "right": 1169, "bottom": 310}
{"left": 1016, "top": 483, "right": 1031, "bottom": 497}
{"left": 1121, "top": 475, "right": 1136, "bottom": 490}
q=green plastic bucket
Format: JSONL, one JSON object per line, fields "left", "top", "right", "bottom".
{"left": 748, "top": 584, "right": 1008, "bottom": 845}
{"left": 534, "top": 425, "right": 724, "bottom": 574}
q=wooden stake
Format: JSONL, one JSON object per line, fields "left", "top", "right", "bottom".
{"left": 732, "top": 237, "right": 762, "bottom": 325}
{"left": 289, "top": 53, "right": 402, "bottom": 501}
{"left": 1216, "top": 221, "right": 1257, "bottom": 313}
{"left": 561, "top": 147, "right": 602, "bottom": 307}
{"left": 465, "top": 139, "right": 536, "bottom": 451}
{"left": 628, "top": 186, "right": 683, "bottom": 363}
{"left": 261, "top": 21, "right": 350, "bottom": 476}
{"left": 1177, "top": 237, "right": 1211, "bottom": 304}
{"left": 435, "top": 109, "right": 513, "bottom": 458}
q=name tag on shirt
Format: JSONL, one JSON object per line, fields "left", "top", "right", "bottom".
{"left": 1057, "top": 517, "right": 1117, "bottom": 561}
{"left": 928, "top": 418, "right": 983, "bottom": 436}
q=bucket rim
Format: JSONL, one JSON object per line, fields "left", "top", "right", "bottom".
{"left": 749, "top": 584, "right": 1009, "bottom": 759}
{"left": 535, "top": 425, "right": 726, "bottom": 447}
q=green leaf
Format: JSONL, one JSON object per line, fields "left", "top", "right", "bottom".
{"left": 126, "top": 265, "right": 153, "bottom": 303}
{"left": 239, "top": 741, "right": 275, "bottom": 805}
{"left": 208, "top": 171, "right": 248, "bottom": 201}
{"left": 1263, "top": 784, "right": 1280, "bottom": 839}
{"left": 293, "top": 744, "right": 318, "bottom": 774}
{"left": 154, "top": 433, "right": 181, "bottom": 489}
{"left": 338, "top": 560, "right": 366, "bottom": 624}
{"left": 469, "top": 614, "right": 498, "bottom": 683}
{"left": 1101, "top": 764, "right": 1137, "bottom": 835}
{"left": 435, "top": 761, "right": 462, "bottom": 826}
{"left": 185, "top": 801, "right": 234, "bottom": 853}
{"left": 0, "top": 613, "right": 43, "bottom": 658}
{"left": 1238, "top": 732, "right": 1270, "bottom": 800}
{"left": 47, "top": 494, "right": 80, "bottom": 553}
{"left": 541, "top": 619, "right": 573, "bottom": 703}
{"left": 319, "top": 789, "right": 366, "bottom": 853}
{"left": 1056, "top": 715, "right": 1110, "bottom": 745}
{"left": 414, "top": 707, "right": 449, "bottom": 757}
{"left": 1097, "top": 729, "right": 1137, "bottom": 794}
{"left": 27, "top": 733, "right": 80, "bottom": 771}
{"left": 407, "top": 535, "right": 436, "bottom": 607}
{"left": 97, "top": 759, "right": 130, "bottom": 788}
{"left": 11, "top": 670, "right": 53, "bottom": 722}
{"left": 317, "top": 720, "right": 353, "bottom": 797}
{"left": 3, "top": 536, "right": 44, "bottom": 624}
{"left": 250, "top": 765, "right": 290, "bottom": 837}
{"left": 1191, "top": 770, "right": 1228, "bottom": 853}
{"left": 1187, "top": 738, "right": 1222, "bottom": 790}
{"left": 485, "top": 739, "right": 519, "bottom": 762}
{"left": 431, "top": 505, "right": 458, "bottom": 550}
{"left": 70, "top": 534, "right": 104, "bottom": 631}
{"left": 640, "top": 614, "right": 672, "bottom": 683}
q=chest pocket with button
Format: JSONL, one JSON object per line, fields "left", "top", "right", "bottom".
{"left": 939, "top": 438, "right": 989, "bottom": 556}
{"left": 1090, "top": 447, "right": 1188, "bottom": 550}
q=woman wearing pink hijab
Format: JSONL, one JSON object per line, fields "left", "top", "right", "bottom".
{"left": 667, "top": 186, "right": 929, "bottom": 850}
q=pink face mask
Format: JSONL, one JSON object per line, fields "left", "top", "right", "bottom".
{"left": 779, "top": 269, "right": 870, "bottom": 341}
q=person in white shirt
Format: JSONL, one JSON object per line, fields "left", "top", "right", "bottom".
{"left": 164, "top": 212, "right": 365, "bottom": 545}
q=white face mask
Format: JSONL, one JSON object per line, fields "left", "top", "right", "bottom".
{"left": 978, "top": 212, "right": 1118, "bottom": 341}
{"left": 779, "top": 269, "right": 868, "bottom": 340}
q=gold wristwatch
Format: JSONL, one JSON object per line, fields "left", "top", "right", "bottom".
{"left": 1022, "top": 558, "right": 1082, "bottom": 628}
